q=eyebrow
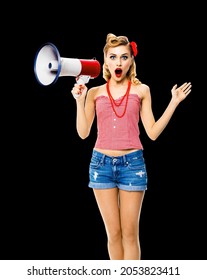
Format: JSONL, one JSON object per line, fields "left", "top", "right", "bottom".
{"left": 108, "top": 52, "right": 129, "bottom": 56}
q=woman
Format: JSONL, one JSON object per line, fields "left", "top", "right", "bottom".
{"left": 71, "top": 33, "right": 192, "bottom": 260}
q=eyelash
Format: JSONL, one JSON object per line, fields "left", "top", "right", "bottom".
{"left": 110, "top": 55, "right": 128, "bottom": 60}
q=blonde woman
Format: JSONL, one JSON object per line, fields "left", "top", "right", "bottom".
{"left": 71, "top": 33, "right": 192, "bottom": 260}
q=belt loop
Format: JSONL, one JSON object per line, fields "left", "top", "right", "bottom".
{"left": 100, "top": 154, "right": 105, "bottom": 165}
{"left": 123, "top": 154, "right": 129, "bottom": 166}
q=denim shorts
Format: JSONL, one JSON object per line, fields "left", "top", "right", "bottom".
{"left": 88, "top": 149, "right": 148, "bottom": 191}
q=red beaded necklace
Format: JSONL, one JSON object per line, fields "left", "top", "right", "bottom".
{"left": 106, "top": 79, "right": 131, "bottom": 118}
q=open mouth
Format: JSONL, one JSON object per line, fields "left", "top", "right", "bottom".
{"left": 115, "top": 68, "right": 122, "bottom": 77}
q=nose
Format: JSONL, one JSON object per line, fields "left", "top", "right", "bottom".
{"left": 116, "top": 59, "right": 122, "bottom": 66}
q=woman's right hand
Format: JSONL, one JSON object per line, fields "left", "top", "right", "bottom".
{"left": 71, "top": 83, "right": 88, "bottom": 100}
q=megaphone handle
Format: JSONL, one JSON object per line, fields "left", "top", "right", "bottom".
{"left": 76, "top": 75, "right": 91, "bottom": 84}
{"left": 72, "top": 75, "right": 91, "bottom": 99}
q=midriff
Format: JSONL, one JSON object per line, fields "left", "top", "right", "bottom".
{"left": 94, "top": 148, "right": 140, "bottom": 157}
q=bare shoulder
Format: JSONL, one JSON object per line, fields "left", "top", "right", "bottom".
{"left": 132, "top": 83, "right": 150, "bottom": 99}
{"left": 87, "top": 84, "right": 106, "bottom": 99}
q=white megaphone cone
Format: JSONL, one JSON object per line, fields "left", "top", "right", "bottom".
{"left": 34, "top": 42, "right": 101, "bottom": 86}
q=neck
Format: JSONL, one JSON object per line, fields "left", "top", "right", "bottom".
{"left": 108, "top": 78, "right": 129, "bottom": 87}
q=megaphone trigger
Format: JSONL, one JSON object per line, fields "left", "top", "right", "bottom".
{"left": 76, "top": 75, "right": 90, "bottom": 84}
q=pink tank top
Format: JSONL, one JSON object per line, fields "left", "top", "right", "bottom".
{"left": 94, "top": 94, "right": 143, "bottom": 150}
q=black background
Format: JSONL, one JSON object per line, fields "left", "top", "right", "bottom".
{"left": 2, "top": 3, "right": 206, "bottom": 260}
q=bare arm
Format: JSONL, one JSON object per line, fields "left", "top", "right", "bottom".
{"left": 71, "top": 84, "right": 96, "bottom": 139}
{"left": 140, "top": 82, "right": 192, "bottom": 140}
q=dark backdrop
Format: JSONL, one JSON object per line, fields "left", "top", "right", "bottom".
{"left": 2, "top": 3, "right": 205, "bottom": 260}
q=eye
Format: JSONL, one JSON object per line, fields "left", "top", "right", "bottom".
{"left": 122, "top": 55, "right": 128, "bottom": 60}
{"left": 109, "top": 55, "right": 116, "bottom": 60}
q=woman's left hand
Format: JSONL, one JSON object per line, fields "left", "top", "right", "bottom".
{"left": 171, "top": 82, "right": 192, "bottom": 104}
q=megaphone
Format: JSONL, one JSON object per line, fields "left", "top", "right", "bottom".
{"left": 34, "top": 42, "right": 101, "bottom": 86}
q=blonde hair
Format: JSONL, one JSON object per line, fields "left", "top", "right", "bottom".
{"left": 103, "top": 33, "right": 141, "bottom": 85}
